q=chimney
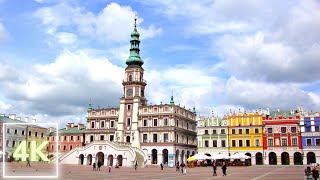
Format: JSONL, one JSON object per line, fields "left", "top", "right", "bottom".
{"left": 25, "top": 117, "right": 29, "bottom": 122}
{"left": 70, "top": 123, "right": 74, "bottom": 128}
{"left": 9, "top": 114, "right": 16, "bottom": 120}
{"left": 31, "top": 119, "right": 36, "bottom": 123}
{"left": 66, "top": 124, "right": 70, "bottom": 130}
{"left": 78, "top": 123, "right": 84, "bottom": 130}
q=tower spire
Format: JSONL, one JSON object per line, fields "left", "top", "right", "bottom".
{"left": 126, "top": 15, "right": 143, "bottom": 66}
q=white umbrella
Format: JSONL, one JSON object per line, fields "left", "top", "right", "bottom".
{"left": 190, "top": 153, "right": 211, "bottom": 160}
{"left": 229, "top": 153, "right": 250, "bottom": 159}
{"left": 211, "top": 153, "right": 229, "bottom": 160}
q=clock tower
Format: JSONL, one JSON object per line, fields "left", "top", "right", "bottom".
{"left": 116, "top": 16, "right": 147, "bottom": 148}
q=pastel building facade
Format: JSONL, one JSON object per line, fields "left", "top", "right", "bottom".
{"left": 228, "top": 111, "right": 263, "bottom": 165}
{"left": 197, "top": 116, "right": 228, "bottom": 157}
{"left": 300, "top": 112, "right": 320, "bottom": 164}
{"left": 262, "top": 111, "right": 302, "bottom": 165}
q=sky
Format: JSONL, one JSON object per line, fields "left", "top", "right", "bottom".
{"left": 0, "top": 0, "right": 320, "bottom": 127}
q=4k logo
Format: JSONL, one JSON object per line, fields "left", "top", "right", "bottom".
{"left": 13, "top": 140, "right": 49, "bottom": 162}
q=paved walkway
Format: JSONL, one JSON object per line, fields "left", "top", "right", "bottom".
{"left": 0, "top": 163, "right": 306, "bottom": 180}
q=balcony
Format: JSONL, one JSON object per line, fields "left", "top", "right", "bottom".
{"left": 122, "top": 79, "right": 147, "bottom": 85}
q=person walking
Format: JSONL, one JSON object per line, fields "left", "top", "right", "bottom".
{"left": 312, "top": 166, "right": 319, "bottom": 180}
{"left": 176, "top": 161, "right": 180, "bottom": 172}
{"left": 108, "top": 166, "right": 111, "bottom": 173}
{"left": 135, "top": 161, "right": 138, "bottom": 170}
{"left": 180, "top": 162, "right": 186, "bottom": 175}
{"left": 212, "top": 160, "right": 217, "bottom": 176}
{"left": 160, "top": 162, "right": 164, "bottom": 170}
{"left": 26, "top": 158, "right": 31, "bottom": 167}
{"left": 93, "top": 162, "right": 96, "bottom": 171}
{"left": 221, "top": 161, "right": 227, "bottom": 176}
{"left": 97, "top": 161, "right": 101, "bottom": 171}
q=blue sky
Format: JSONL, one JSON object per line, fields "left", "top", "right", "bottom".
{"left": 0, "top": 0, "right": 320, "bottom": 127}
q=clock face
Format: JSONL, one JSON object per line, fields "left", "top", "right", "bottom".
{"left": 127, "top": 89, "right": 133, "bottom": 96}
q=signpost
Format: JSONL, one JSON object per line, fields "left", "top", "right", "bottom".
{"left": 168, "top": 154, "right": 174, "bottom": 168}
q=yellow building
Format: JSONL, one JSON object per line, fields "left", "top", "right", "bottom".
{"left": 228, "top": 111, "right": 264, "bottom": 165}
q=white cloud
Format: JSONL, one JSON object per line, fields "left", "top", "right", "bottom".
{"left": 55, "top": 32, "right": 77, "bottom": 45}
{"left": 2, "top": 50, "right": 124, "bottom": 116}
{"left": 224, "top": 77, "right": 320, "bottom": 111}
{"left": 34, "top": 2, "right": 162, "bottom": 44}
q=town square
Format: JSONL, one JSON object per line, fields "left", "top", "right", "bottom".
{"left": 0, "top": 0, "right": 320, "bottom": 179}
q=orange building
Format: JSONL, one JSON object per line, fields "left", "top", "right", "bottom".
{"left": 48, "top": 123, "right": 85, "bottom": 155}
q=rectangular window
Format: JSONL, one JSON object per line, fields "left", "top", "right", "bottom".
{"left": 281, "top": 127, "right": 286, "bottom": 133}
{"left": 7, "top": 129, "right": 10, "bottom": 133}
{"left": 221, "top": 140, "right": 226, "bottom": 147}
{"left": 187, "top": 123, "right": 189, "bottom": 129}
{"left": 239, "top": 129, "right": 242, "bottom": 134}
{"left": 307, "top": 139, "right": 312, "bottom": 146}
{"left": 176, "top": 120, "right": 179, "bottom": 127}
{"left": 127, "top": 104, "right": 131, "bottom": 110}
{"left": 232, "top": 129, "right": 235, "bottom": 134}
{"left": 205, "top": 140, "right": 209, "bottom": 147}
{"left": 91, "top": 121, "right": 95, "bottom": 129}
{"left": 306, "top": 126, "right": 311, "bottom": 132}
{"left": 127, "top": 118, "right": 131, "bottom": 126}
{"left": 101, "top": 121, "right": 105, "bottom": 128}
{"left": 22, "top": 130, "right": 25, "bottom": 135}
{"left": 90, "top": 135, "right": 94, "bottom": 142}
{"left": 213, "top": 140, "right": 217, "bottom": 147}
{"left": 212, "top": 130, "right": 217, "bottom": 134}
{"left": 41, "top": 133, "right": 44, "bottom": 137}
{"left": 110, "top": 121, "right": 115, "bottom": 128}
{"left": 246, "top": 129, "right": 249, "bottom": 134}
{"left": 282, "top": 139, "right": 287, "bottom": 146}
{"left": 268, "top": 128, "right": 272, "bottom": 133}
{"left": 291, "top": 127, "right": 296, "bottom": 133}
{"left": 100, "top": 135, "right": 104, "bottom": 141}
{"left": 14, "top": 129, "right": 18, "bottom": 134}
{"left": 51, "top": 145, "right": 54, "bottom": 150}
{"left": 153, "top": 134, "right": 158, "bottom": 142}
{"left": 6, "top": 140, "right": 9, "bottom": 147}
{"left": 164, "top": 119, "right": 168, "bottom": 126}
{"left": 164, "top": 133, "right": 168, "bottom": 142}
{"left": 292, "top": 138, "right": 297, "bottom": 146}
{"left": 246, "top": 140, "right": 250, "bottom": 147}
{"left": 35, "top": 132, "right": 38, "bottom": 137}
{"left": 58, "top": 145, "right": 60, "bottom": 150}
{"left": 204, "top": 130, "right": 208, "bottom": 135}
{"left": 64, "top": 136, "right": 67, "bottom": 140}
{"left": 143, "top": 134, "right": 148, "bottom": 142}
{"left": 70, "top": 145, "right": 73, "bottom": 150}
{"left": 239, "top": 140, "right": 243, "bottom": 147}
{"left": 63, "top": 145, "right": 66, "bottom": 150}
{"left": 255, "top": 128, "right": 259, "bottom": 134}
{"left": 77, "top": 136, "right": 80, "bottom": 141}
{"left": 153, "top": 119, "right": 158, "bottom": 126}
{"left": 316, "top": 139, "right": 320, "bottom": 146}
{"left": 143, "top": 119, "right": 147, "bottom": 127}
{"left": 232, "top": 140, "right": 236, "bottom": 147}
{"left": 268, "top": 139, "right": 273, "bottom": 146}
{"left": 255, "top": 139, "right": 260, "bottom": 147}
{"left": 70, "top": 136, "right": 73, "bottom": 141}
{"left": 110, "top": 135, "right": 114, "bottom": 142}
{"left": 12, "top": 140, "right": 15, "bottom": 147}
{"left": 315, "top": 126, "right": 320, "bottom": 132}
{"left": 221, "top": 129, "right": 226, "bottom": 134}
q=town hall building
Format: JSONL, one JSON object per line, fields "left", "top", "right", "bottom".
{"left": 59, "top": 17, "right": 197, "bottom": 167}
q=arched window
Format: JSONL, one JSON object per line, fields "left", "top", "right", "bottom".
{"left": 128, "top": 74, "right": 133, "bottom": 81}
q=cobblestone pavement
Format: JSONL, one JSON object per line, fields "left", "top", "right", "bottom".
{"left": 0, "top": 163, "right": 306, "bottom": 180}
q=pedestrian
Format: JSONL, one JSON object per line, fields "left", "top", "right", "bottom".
{"left": 180, "top": 162, "right": 185, "bottom": 175}
{"left": 176, "top": 161, "right": 180, "bottom": 172}
{"left": 97, "top": 161, "right": 101, "bottom": 171}
{"left": 93, "top": 162, "right": 96, "bottom": 171}
{"left": 312, "top": 166, "right": 319, "bottom": 180}
{"left": 108, "top": 166, "right": 111, "bottom": 173}
{"left": 160, "top": 162, "right": 164, "bottom": 170}
{"left": 26, "top": 158, "right": 31, "bottom": 167}
{"left": 212, "top": 160, "right": 217, "bottom": 176}
{"left": 221, "top": 161, "right": 227, "bottom": 176}
{"left": 135, "top": 161, "right": 138, "bottom": 170}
